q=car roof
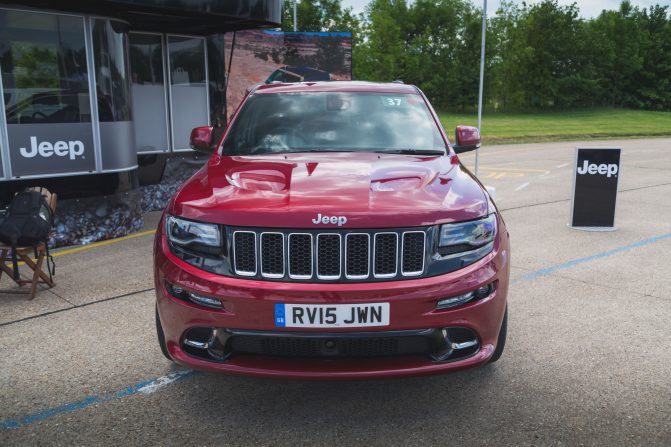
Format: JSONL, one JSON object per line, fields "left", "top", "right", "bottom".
{"left": 253, "top": 81, "right": 419, "bottom": 95}
{"left": 281, "top": 66, "right": 329, "bottom": 76}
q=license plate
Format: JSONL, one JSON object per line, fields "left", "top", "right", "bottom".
{"left": 274, "top": 303, "right": 390, "bottom": 328}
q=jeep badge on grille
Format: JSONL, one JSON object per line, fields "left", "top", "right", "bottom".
{"left": 312, "top": 213, "right": 348, "bottom": 226}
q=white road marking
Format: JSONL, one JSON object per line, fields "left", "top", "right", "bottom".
{"left": 137, "top": 370, "right": 195, "bottom": 394}
{"left": 555, "top": 162, "right": 569, "bottom": 168}
{"left": 514, "top": 182, "right": 530, "bottom": 191}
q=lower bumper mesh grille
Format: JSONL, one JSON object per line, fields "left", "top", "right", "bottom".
{"left": 182, "top": 328, "right": 481, "bottom": 363}
{"left": 229, "top": 333, "right": 428, "bottom": 358}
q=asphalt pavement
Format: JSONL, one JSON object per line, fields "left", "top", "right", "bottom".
{"left": 1, "top": 138, "right": 670, "bottom": 446}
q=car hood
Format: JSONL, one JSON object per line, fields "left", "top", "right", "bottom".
{"left": 170, "top": 152, "right": 489, "bottom": 228}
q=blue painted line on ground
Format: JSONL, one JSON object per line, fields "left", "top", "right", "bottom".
{"left": 3, "top": 232, "right": 671, "bottom": 431}
{"left": 513, "top": 231, "right": 671, "bottom": 285}
{"left": 1, "top": 369, "right": 200, "bottom": 431}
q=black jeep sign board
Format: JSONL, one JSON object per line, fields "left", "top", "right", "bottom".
{"left": 570, "top": 147, "right": 621, "bottom": 229}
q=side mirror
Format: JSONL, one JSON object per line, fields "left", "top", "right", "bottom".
{"left": 453, "top": 125, "right": 481, "bottom": 154}
{"left": 190, "top": 126, "right": 215, "bottom": 153}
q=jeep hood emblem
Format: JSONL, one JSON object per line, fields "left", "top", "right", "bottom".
{"left": 312, "top": 213, "right": 347, "bottom": 226}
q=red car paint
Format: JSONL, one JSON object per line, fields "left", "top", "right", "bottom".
{"left": 154, "top": 81, "right": 510, "bottom": 379}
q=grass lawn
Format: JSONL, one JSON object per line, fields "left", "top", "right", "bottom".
{"left": 437, "top": 108, "right": 671, "bottom": 144}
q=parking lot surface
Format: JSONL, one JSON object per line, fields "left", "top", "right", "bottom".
{"left": 1, "top": 138, "right": 670, "bottom": 446}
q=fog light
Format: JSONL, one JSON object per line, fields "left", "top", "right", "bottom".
{"left": 474, "top": 284, "right": 492, "bottom": 299}
{"left": 166, "top": 282, "right": 223, "bottom": 309}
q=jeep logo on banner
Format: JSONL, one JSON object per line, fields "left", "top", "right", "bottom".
{"left": 19, "top": 137, "right": 85, "bottom": 160}
{"left": 7, "top": 123, "right": 96, "bottom": 177}
{"left": 570, "top": 147, "right": 621, "bottom": 229}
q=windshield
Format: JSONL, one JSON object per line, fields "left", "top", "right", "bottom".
{"left": 221, "top": 92, "right": 447, "bottom": 155}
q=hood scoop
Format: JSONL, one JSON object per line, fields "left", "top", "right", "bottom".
{"left": 370, "top": 165, "right": 436, "bottom": 191}
{"left": 226, "top": 169, "right": 289, "bottom": 192}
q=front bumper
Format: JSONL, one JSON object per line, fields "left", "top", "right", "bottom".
{"left": 154, "top": 218, "right": 510, "bottom": 379}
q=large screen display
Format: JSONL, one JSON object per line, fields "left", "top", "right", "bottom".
{"left": 225, "top": 30, "right": 352, "bottom": 119}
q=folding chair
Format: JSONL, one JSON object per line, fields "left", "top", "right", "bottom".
{"left": 0, "top": 187, "right": 57, "bottom": 300}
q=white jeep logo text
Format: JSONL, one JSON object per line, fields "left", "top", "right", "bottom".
{"left": 312, "top": 213, "right": 347, "bottom": 226}
{"left": 577, "top": 160, "right": 618, "bottom": 178}
{"left": 19, "top": 136, "right": 85, "bottom": 160}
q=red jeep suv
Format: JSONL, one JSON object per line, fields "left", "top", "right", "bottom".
{"left": 154, "top": 81, "right": 510, "bottom": 379}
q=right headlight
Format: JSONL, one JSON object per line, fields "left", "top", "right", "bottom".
{"left": 166, "top": 215, "right": 222, "bottom": 256}
{"left": 438, "top": 214, "right": 497, "bottom": 255}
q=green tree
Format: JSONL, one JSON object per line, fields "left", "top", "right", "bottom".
{"left": 634, "top": 4, "right": 671, "bottom": 109}
{"left": 354, "top": 0, "right": 408, "bottom": 82}
{"left": 279, "top": 0, "right": 671, "bottom": 112}
{"left": 355, "top": 0, "right": 486, "bottom": 110}
{"left": 590, "top": 1, "right": 645, "bottom": 108}
{"left": 491, "top": 0, "right": 591, "bottom": 108}
{"left": 281, "top": 0, "right": 360, "bottom": 33}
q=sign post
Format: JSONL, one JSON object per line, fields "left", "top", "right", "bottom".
{"left": 569, "top": 147, "right": 621, "bottom": 231}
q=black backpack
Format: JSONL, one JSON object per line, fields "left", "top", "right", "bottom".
{"left": 0, "top": 190, "right": 55, "bottom": 280}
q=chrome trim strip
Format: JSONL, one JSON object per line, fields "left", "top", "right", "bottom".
{"left": 316, "top": 233, "right": 342, "bottom": 280}
{"left": 232, "top": 231, "right": 257, "bottom": 276}
{"left": 204, "top": 35, "right": 210, "bottom": 127}
{"left": 401, "top": 231, "right": 426, "bottom": 276}
{"left": 84, "top": 17, "right": 103, "bottom": 173}
{"left": 373, "top": 232, "right": 398, "bottom": 278}
{"left": 4, "top": 165, "right": 137, "bottom": 181}
{"left": 451, "top": 339, "right": 479, "bottom": 350}
{"left": 183, "top": 338, "right": 209, "bottom": 349}
{"left": 260, "top": 232, "right": 285, "bottom": 278}
{"left": 345, "top": 233, "right": 370, "bottom": 279}
{"left": 288, "top": 233, "right": 313, "bottom": 279}
{"left": 0, "top": 52, "right": 11, "bottom": 180}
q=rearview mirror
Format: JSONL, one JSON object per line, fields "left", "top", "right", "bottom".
{"left": 190, "top": 126, "right": 215, "bottom": 153}
{"left": 453, "top": 125, "right": 481, "bottom": 154}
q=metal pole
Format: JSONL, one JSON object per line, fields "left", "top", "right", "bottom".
{"left": 475, "top": 0, "right": 487, "bottom": 177}
{"left": 293, "top": 1, "right": 298, "bottom": 31}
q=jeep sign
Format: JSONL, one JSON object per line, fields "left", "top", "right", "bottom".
{"left": 570, "top": 147, "right": 621, "bottom": 229}
{"left": 576, "top": 160, "right": 618, "bottom": 178}
{"left": 19, "top": 137, "right": 85, "bottom": 160}
{"left": 7, "top": 123, "right": 95, "bottom": 177}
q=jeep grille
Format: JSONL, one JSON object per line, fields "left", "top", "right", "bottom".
{"left": 231, "top": 228, "right": 426, "bottom": 282}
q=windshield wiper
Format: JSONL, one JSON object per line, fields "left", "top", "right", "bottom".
{"left": 375, "top": 149, "right": 446, "bottom": 156}
{"left": 283, "top": 149, "right": 357, "bottom": 153}
{"left": 256, "top": 149, "right": 359, "bottom": 155}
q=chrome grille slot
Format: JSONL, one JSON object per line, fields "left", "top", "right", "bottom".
{"left": 402, "top": 231, "right": 425, "bottom": 276}
{"left": 233, "top": 231, "right": 257, "bottom": 276}
{"left": 260, "top": 232, "right": 284, "bottom": 278}
{"left": 288, "top": 233, "right": 313, "bottom": 279}
{"left": 345, "top": 233, "right": 370, "bottom": 279}
{"left": 317, "top": 234, "right": 342, "bottom": 279}
{"left": 374, "top": 233, "right": 398, "bottom": 278}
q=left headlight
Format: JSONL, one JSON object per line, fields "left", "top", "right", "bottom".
{"left": 166, "top": 215, "right": 222, "bottom": 255}
{"left": 438, "top": 214, "right": 497, "bottom": 254}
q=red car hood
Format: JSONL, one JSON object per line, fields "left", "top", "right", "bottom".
{"left": 170, "top": 152, "right": 489, "bottom": 228}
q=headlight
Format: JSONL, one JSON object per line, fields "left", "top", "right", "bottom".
{"left": 166, "top": 215, "right": 221, "bottom": 255}
{"left": 438, "top": 214, "right": 496, "bottom": 254}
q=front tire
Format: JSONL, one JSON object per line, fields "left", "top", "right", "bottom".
{"left": 155, "top": 306, "right": 172, "bottom": 361}
{"left": 488, "top": 306, "right": 507, "bottom": 363}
